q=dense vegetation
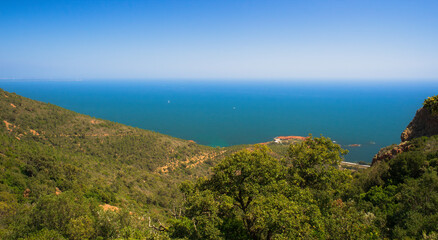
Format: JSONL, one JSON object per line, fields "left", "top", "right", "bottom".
{"left": 168, "top": 135, "right": 438, "bottom": 239}
{"left": 1, "top": 89, "right": 438, "bottom": 239}
{"left": 0, "top": 89, "right": 226, "bottom": 239}
{"left": 169, "top": 138, "right": 377, "bottom": 239}
{"left": 352, "top": 135, "right": 438, "bottom": 239}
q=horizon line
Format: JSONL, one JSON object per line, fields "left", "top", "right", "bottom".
{"left": 0, "top": 77, "right": 437, "bottom": 82}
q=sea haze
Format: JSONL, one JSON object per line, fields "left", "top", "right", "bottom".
{"left": 1, "top": 80, "right": 437, "bottom": 163}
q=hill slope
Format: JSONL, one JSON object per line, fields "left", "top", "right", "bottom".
{"left": 2, "top": 88, "right": 437, "bottom": 239}
{"left": 0, "top": 88, "right": 228, "bottom": 238}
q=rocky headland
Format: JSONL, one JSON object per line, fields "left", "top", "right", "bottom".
{"left": 372, "top": 96, "right": 438, "bottom": 165}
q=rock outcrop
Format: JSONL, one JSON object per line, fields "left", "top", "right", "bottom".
{"left": 371, "top": 142, "right": 411, "bottom": 165}
{"left": 372, "top": 99, "right": 438, "bottom": 165}
{"left": 401, "top": 107, "right": 438, "bottom": 142}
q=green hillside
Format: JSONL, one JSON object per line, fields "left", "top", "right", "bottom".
{"left": 0, "top": 88, "right": 227, "bottom": 239}
{"left": 1, "top": 89, "right": 438, "bottom": 239}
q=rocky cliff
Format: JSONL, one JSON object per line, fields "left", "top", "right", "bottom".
{"left": 401, "top": 107, "right": 438, "bottom": 142}
{"left": 372, "top": 95, "right": 438, "bottom": 165}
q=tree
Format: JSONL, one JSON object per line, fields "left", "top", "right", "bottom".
{"left": 172, "top": 145, "right": 324, "bottom": 240}
{"left": 288, "top": 135, "right": 350, "bottom": 191}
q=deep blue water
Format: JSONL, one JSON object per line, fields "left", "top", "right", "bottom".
{"left": 1, "top": 80, "right": 437, "bottom": 163}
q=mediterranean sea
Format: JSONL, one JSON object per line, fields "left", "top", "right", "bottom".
{"left": 1, "top": 80, "right": 437, "bottom": 163}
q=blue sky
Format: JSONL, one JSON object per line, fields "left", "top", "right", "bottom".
{"left": 1, "top": 0, "right": 438, "bottom": 80}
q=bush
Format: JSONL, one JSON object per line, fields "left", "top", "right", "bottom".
{"left": 24, "top": 228, "right": 66, "bottom": 240}
{"left": 423, "top": 95, "right": 438, "bottom": 114}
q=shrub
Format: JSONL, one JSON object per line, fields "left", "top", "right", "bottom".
{"left": 423, "top": 95, "right": 438, "bottom": 114}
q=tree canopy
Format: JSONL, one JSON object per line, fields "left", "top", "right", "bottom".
{"left": 170, "top": 137, "right": 378, "bottom": 240}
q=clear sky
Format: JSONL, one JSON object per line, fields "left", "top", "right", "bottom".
{"left": 1, "top": 0, "right": 438, "bottom": 80}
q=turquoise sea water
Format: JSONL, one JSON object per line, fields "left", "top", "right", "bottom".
{"left": 1, "top": 80, "right": 437, "bottom": 163}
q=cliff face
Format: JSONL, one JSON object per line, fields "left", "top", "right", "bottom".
{"left": 401, "top": 107, "right": 438, "bottom": 142}
{"left": 372, "top": 101, "right": 438, "bottom": 165}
